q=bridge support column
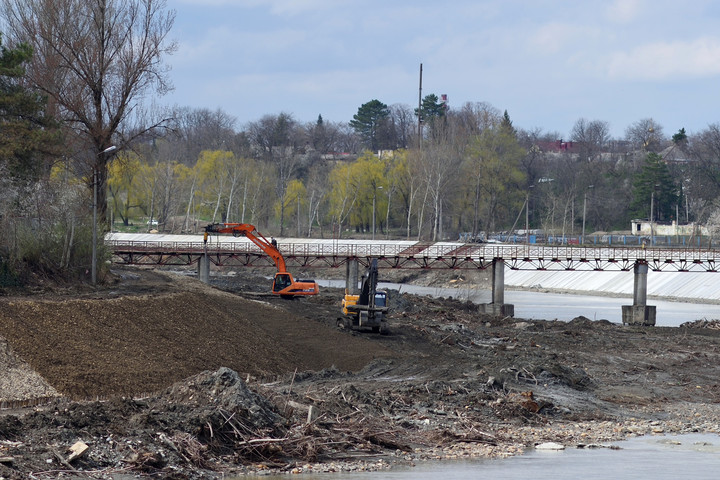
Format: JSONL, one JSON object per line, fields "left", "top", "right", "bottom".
{"left": 622, "top": 261, "right": 655, "bottom": 326}
{"left": 198, "top": 252, "right": 210, "bottom": 284}
{"left": 346, "top": 258, "right": 359, "bottom": 294}
{"left": 479, "top": 258, "right": 514, "bottom": 317}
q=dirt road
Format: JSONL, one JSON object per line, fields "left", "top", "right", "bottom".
{"left": 1, "top": 266, "right": 720, "bottom": 479}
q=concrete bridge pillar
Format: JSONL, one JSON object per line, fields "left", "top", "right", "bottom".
{"left": 346, "top": 258, "right": 359, "bottom": 294}
{"left": 479, "top": 258, "right": 514, "bottom": 317}
{"left": 198, "top": 252, "right": 210, "bottom": 283}
{"left": 622, "top": 261, "right": 656, "bottom": 326}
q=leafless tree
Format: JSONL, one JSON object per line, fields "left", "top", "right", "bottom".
{"left": 247, "top": 112, "right": 303, "bottom": 235}
{"left": 453, "top": 102, "right": 501, "bottom": 138}
{"left": 684, "top": 124, "right": 720, "bottom": 218}
{"left": 1, "top": 0, "right": 177, "bottom": 221}
{"left": 168, "top": 107, "right": 237, "bottom": 165}
{"left": 570, "top": 118, "right": 610, "bottom": 162}
{"left": 624, "top": 118, "right": 666, "bottom": 153}
{"left": 388, "top": 103, "right": 416, "bottom": 149}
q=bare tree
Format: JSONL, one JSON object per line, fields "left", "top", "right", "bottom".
{"left": 1, "top": 0, "right": 177, "bottom": 221}
{"left": 168, "top": 107, "right": 237, "bottom": 165}
{"left": 453, "top": 102, "right": 501, "bottom": 138}
{"left": 570, "top": 118, "right": 610, "bottom": 162}
{"left": 625, "top": 118, "right": 666, "bottom": 153}
{"left": 247, "top": 112, "right": 303, "bottom": 235}
{"left": 388, "top": 103, "right": 415, "bottom": 149}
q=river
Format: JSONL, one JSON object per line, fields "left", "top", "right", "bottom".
{"left": 243, "top": 433, "right": 720, "bottom": 479}
{"left": 317, "top": 280, "right": 720, "bottom": 327}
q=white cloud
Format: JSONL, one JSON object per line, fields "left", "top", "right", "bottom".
{"left": 604, "top": 0, "right": 648, "bottom": 23}
{"left": 530, "top": 22, "right": 593, "bottom": 55}
{"left": 604, "top": 37, "right": 720, "bottom": 80}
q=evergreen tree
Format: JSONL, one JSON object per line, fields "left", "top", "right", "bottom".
{"left": 0, "top": 35, "right": 60, "bottom": 180}
{"left": 415, "top": 93, "right": 446, "bottom": 121}
{"left": 500, "top": 110, "right": 516, "bottom": 136}
{"left": 629, "top": 153, "right": 680, "bottom": 222}
{"left": 672, "top": 127, "right": 687, "bottom": 146}
{"left": 350, "top": 99, "right": 390, "bottom": 151}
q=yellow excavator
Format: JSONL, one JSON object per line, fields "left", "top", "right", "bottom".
{"left": 340, "top": 258, "right": 388, "bottom": 333}
{"left": 204, "top": 223, "right": 319, "bottom": 298}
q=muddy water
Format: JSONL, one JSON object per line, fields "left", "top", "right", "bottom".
{"left": 244, "top": 434, "right": 720, "bottom": 479}
{"left": 317, "top": 280, "right": 720, "bottom": 327}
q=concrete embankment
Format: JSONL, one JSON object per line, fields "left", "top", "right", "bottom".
{"left": 505, "top": 270, "right": 720, "bottom": 303}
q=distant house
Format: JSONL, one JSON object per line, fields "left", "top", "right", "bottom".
{"left": 535, "top": 140, "right": 580, "bottom": 153}
{"left": 660, "top": 144, "right": 692, "bottom": 164}
{"left": 631, "top": 219, "right": 707, "bottom": 236}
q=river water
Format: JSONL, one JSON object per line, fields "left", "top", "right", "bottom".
{"left": 318, "top": 280, "right": 720, "bottom": 327}
{"left": 243, "top": 434, "right": 720, "bottom": 479}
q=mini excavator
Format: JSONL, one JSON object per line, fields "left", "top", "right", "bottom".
{"left": 204, "top": 223, "right": 319, "bottom": 297}
{"left": 340, "top": 258, "right": 389, "bottom": 333}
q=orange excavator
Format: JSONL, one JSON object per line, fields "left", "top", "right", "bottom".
{"left": 204, "top": 223, "right": 319, "bottom": 297}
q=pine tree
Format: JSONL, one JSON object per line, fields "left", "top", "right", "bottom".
{"left": 350, "top": 99, "right": 390, "bottom": 151}
{"left": 0, "top": 36, "right": 60, "bottom": 180}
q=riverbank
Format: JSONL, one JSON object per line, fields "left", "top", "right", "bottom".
{"left": 1, "top": 267, "right": 720, "bottom": 478}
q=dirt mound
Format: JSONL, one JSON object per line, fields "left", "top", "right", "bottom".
{"left": 158, "top": 367, "right": 282, "bottom": 429}
{"left": 0, "top": 268, "right": 392, "bottom": 400}
{"left": 0, "top": 337, "right": 59, "bottom": 403}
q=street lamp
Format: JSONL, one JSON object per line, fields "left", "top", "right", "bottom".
{"left": 582, "top": 185, "right": 594, "bottom": 245}
{"left": 525, "top": 185, "right": 534, "bottom": 244}
{"left": 372, "top": 185, "right": 384, "bottom": 241}
{"left": 92, "top": 145, "right": 117, "bottom": 285}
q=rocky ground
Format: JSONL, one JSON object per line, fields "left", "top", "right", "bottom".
{"left": 1, "top": 266, "right": 720, "bottom": 479}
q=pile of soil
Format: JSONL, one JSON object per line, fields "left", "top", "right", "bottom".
{"left": 1, "top": 266, "right": 720, "bottom": 479}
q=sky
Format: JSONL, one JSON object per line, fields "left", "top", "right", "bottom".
{"left": 165, "top": 0, "right": 720, "bottom": 139}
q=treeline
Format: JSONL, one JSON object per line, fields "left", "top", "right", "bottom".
{"left": 108, "top": 104, "right": 719, "bottom": 246}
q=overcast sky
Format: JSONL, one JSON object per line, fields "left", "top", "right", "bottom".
{"left": 166, "top": 0, "right": 720, "bottom": 139}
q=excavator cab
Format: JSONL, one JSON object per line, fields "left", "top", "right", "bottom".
{"left": 272, "top": 272, "right": 319, "bottom": 297}
{"left": 339, "top": 259, "right": 389, "bottom": 333}
{"left": 272, "top": 273, "right": 292, "bottom": 293}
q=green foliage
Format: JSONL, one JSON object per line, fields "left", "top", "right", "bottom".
{"left": 0, "top": 256, "right": 21, "bottom": 287}
{"left": 629, "top": 153, "right": 680, "bottom": 221}
{"left": 326, "top": 152, "right": 390, "bottom": 234}
{"left": 672, "top": 127, "right": 687, "bottom": 145}
{"left": 276, "top": 179, "right": 307, "bottom": 228}
{"left": 0, "top": 35, "right": 61, "bottom": 181}
{"left": 500, "top": 110, "right": 516, "bottom": 136}
{"left": 415, "top": 94, "right": 446, "bottom": 121}
{"left": 350, "top": 100, "right": 390, "bottom": 152}
{"left": 464, "top": 123, "right": 526, "bottom": 233}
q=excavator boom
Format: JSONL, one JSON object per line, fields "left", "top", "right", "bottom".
{"left": 204, "top": 223, "right": 318, "bottom": 297}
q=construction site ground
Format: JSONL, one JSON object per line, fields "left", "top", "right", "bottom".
{"left": 1, "top": 265, "right": 720, "bottom": 479}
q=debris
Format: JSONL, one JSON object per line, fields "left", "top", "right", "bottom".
{"left": 535, "top": 442, "right": 565, "bottom": 450}
{"left": 67, "top": 440, "right": 89, "bottom": 462}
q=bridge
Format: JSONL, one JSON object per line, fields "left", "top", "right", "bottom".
{"left": 107, "top": 233, "right": 720, "bottom": 326}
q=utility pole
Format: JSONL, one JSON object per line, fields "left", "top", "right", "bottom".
{"left": 525, "top": 185, "right": 534, "bottom": 244}
{"left": 582, "top": 185, "right": 593, "bottom": 245}
{"left": 417, "top": 63, "right": 423, "bottom": 151}
{"left": 92, "top": 145, "right": 117, "bottom": 286}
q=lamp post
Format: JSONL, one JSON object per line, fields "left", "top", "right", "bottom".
{"left": 525, "top": 185, "right": 534, "bottom": 244}
{"left": 582, "top": 185, "right": 594, "bottom": 245}
{"left": 92, "top": 145, "right": 117, "bottom": 285}
{"left": 372, "top": 185, "right": 383, "bottom": 240}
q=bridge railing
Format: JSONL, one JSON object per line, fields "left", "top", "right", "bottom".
{"left": 107, "top": 239, "right": 720, "bottom": 263}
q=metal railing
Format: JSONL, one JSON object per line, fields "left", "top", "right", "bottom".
{"left": 107, "top": 236, "right": 720, "bottom": 272}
